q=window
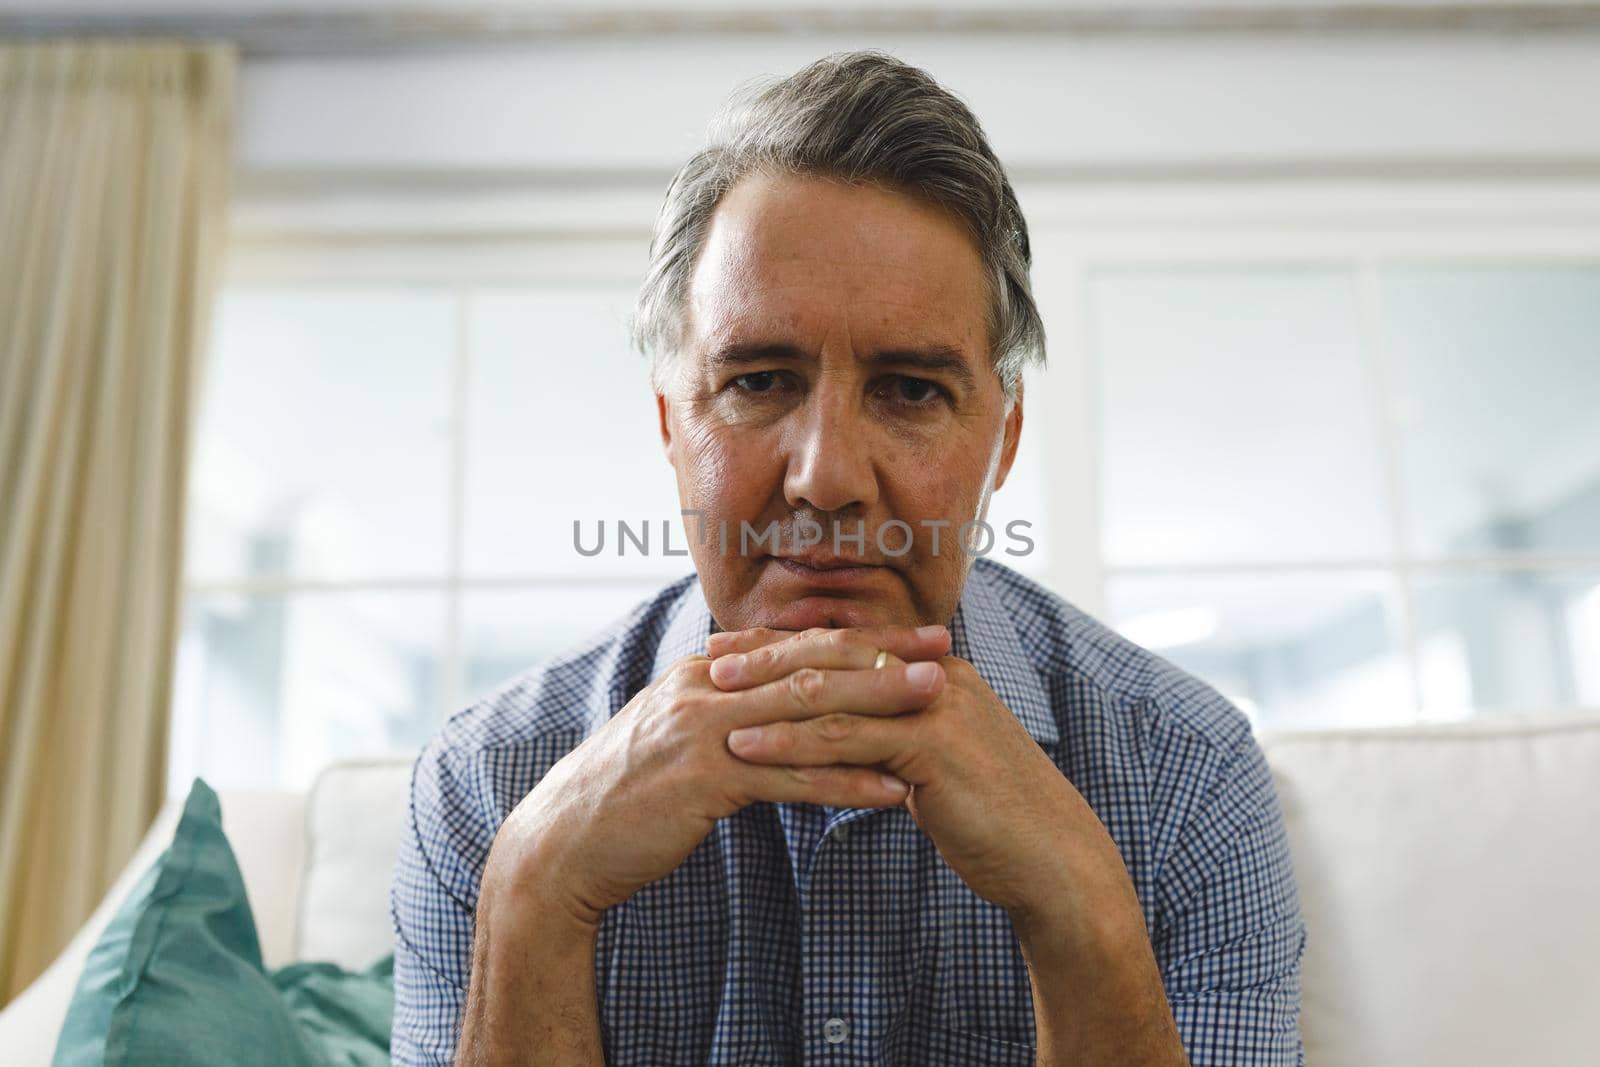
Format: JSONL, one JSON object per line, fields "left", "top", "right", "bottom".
{"left": 1091, "top": 262, "right": 1600, "bottom": 727}
{"left": 170, "top": 251, "right": 1053, "bottom": 791}
{"left": 172, "top": 182, "right": 1600, "bottom": 791}
{"left": 173, "top": 276, "right": 682, "bottom": 791}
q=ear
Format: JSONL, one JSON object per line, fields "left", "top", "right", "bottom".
{"left": 656, "top": 390, "right": 675, "bottom": 465}
{"left": 991, "top": 382, "right": 1024, "bottom": 492}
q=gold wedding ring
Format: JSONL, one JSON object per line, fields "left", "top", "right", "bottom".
{"left": 873, "top": 649, "right": 890, "bottom": 670}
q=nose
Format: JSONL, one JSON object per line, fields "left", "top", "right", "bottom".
{"left": 781, "top": 377, "right": 879, "bottom": 515}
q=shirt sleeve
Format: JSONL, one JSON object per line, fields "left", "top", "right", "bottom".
{"left": 390, "top": 731, "right": 499, "bottom": 1066}
{"left": 1153, "top": 729, "right": 1308, "bottom": 1067}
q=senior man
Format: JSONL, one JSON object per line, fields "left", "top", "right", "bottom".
{"left": 392, "top": 51, "right": 1305, "bottom": 1066}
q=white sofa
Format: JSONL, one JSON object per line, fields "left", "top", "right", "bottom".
{"left": 4, "top": 717, "right": 1599, "bottom": 1065}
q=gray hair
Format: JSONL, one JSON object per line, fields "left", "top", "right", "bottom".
{"left": 629, "top": 49, "right": 1046, "bottom": 398}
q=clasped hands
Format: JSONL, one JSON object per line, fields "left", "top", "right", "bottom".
{"left": 472, "top": 621, "right": 1185, "bottom": 1064}
{"left": 489, "top": 623, "right": 1137, "bottom": 953}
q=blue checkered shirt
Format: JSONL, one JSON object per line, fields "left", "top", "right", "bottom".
{"left": 391, "top": 559, "right": 1306, "bottom": 1065}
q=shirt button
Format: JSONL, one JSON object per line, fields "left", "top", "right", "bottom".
{"left": 822, "top": 1017, "right": 849, "bottom": 1044}
{"left": 830, "top": 824, "right": 850, "bottom": 843}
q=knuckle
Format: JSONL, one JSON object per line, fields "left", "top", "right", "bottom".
{"left": 673, "top": 655, "right": 712, "bottom": 682}
{"left": 748, "top": 643, "right": 781, "bottom": 672}
{"left": 812, "top": 713, "right": 853, "bottom": 742}
{"left": 764, "top": 724, "right": 796, "bottom": 757}
{"left": 675, "top": 691, "right": 709, "bottom": 717}
{"left": 786, "top": 765, "right": 817, "bottom": 788}
{"left": 788, "top": 667, "right": 827, "bottom": 709}
{"left": 821, "top": 628, "right": 855, "bottom": 651}
{"left": 661, "top": 665, "right": 710, "bottom": 711}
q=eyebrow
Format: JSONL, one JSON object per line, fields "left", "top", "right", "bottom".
{"left": 704, "top": 341, "right": 978, "bottom": 391}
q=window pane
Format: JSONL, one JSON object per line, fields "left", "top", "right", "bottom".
{"left": 461, "top": 582, "right": 671, "bottom": 702}
{"left": 1412, "top": 570, "right": 1600, "bottom": 717}
{"left": 463, "top": 288, "right": 684, "bottom": 582}
{"left": 1106, "top": 572, "right": 1411, "bottom": 728}
{"left": 168, "top": 589, "right": 447, "bottom": 792}
{"left": 1090, "top": 268, "right": 1392, "bottom": 565}
{"left": 187, "top": 289, "right": 456, "bottom": 581}
{"left": 1382, "top": 266, "right": 1600, "bottom": 557}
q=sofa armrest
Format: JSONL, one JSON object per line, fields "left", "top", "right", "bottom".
{"left": 0, "top": 800, "right": 185, "bottom": 1066}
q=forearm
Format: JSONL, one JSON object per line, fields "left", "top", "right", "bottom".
{"left": 457, "top": 868, "right": 604, "bottom": 1066}
{"left": 1017, "top": 907, "right": 1187, "bottom": 1066}
{"left": 1005, "top": 818, "right": 1187, "bottom": 1067}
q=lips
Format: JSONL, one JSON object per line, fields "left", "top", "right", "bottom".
{"left": 768, "top": 555, "right": 887, "bottom": 588}
{"left": 772, "top": 554, "right": 883, "bottom": 570}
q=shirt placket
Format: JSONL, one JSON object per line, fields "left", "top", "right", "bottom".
{"left": 797, "top": 806, "right": 884, "bottom": 1064}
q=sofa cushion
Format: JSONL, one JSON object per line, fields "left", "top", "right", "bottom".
{"left": 1260, "top": 714, "right": 1600, "bottom": 1067}
{"left": 297, "top": 758, "right": 416, "bottom": 968}
{"left": 298, "top": 719, "right": 1600, "bottom": 1066}
{"left": 52, "top": 778, "right": 394, "bottom": 1067}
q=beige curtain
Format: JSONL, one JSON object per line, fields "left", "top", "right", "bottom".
{"left": 0, "top": 40, "right": 235, "bottom": 1004}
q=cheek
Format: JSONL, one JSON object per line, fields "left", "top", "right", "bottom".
{"left": 889, "top": 438, "right": 996, "bottom": 525}
{"left": 674, "top": 413, "right": 776, "bottom": 519}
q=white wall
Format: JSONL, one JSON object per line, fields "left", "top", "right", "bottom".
{"left": 236, "top": 32, "right": 1600, "bottom": 174}
{"left": 220, "top": 25, "right": 1600, "bottom": 616}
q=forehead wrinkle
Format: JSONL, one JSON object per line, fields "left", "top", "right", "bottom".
{"left": 685, "top": 179, "right": 991, "bottom": 371}
{"left": 734, "top": 253, "right": 968, "bottom": 303}
{"left": 695, "top": 220, "right": 974, "bottom": 302}
{"left": 693, "top": 285, "right": 983, "bottom": 375}
{"left": 694, "top": 273, "right": 975, "bottom": 333}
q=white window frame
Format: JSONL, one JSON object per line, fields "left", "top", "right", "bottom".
{"left": 1022, "top": 178, "right": 1600, "bottom": 720}
{"left": 197, "top": 175, "right": 1600, "bottom": 739}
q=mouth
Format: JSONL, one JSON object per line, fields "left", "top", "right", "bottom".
{"left": 768, "top": 554, "right": 888, "bottom": 588}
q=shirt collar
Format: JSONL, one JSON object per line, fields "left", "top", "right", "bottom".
{"left": 650, "top": 566, "right": 1058, "bottom": 749}
{"left": 950, "top": 564, "right": 1060, "bottom": 749}
{"left": 650, "top": 577, "right": 717, "bottom": 681}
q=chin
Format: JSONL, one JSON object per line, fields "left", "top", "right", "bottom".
{"left": 750, "top": 596, "right": 901, "bottom": 631}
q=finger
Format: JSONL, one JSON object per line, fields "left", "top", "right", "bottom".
{"left": 727, "top": 713, "right": 915, "bottom": 773}
{"left": 708, "top": 623, "right": 950, "bottom": 664}
{"left": 706, "top": 627, "right": 818, "bottom": 657}
{"left": 715, "top": 658, "right": 945, "bottom": 728}
{"left": 735, "top": 762, "right": 911, "bottom": 809}
{"left": 708, "top": 625, "right": 950, "bottom": 689}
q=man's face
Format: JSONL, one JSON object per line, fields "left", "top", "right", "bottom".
{"left": 656, "top": 169, "right": 1023, "bottom": 632}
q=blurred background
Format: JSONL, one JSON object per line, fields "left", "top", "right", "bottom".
{"left": 3, "top": 0, "right": 1600, "bottom": 1000}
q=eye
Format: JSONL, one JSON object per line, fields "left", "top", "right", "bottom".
{"left": 879, "top": 375, "right": 949, "bottom": 407}
{"left": 730, "top": 371, "right": 783, "bottom": 394}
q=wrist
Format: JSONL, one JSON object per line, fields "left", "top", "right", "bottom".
{"left": 462, "top": 853, "right": 605, "bottom": 1065}
{"left": 480, "top": 826, "right": 604, "bottom": 938}
{"left": 1013, "top": 899, "right": 1150, "bottom": 981}
{"left": 1007, "top": 867, "right": 1150, "bottom": 979}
